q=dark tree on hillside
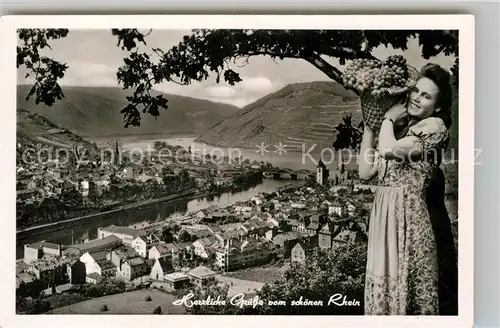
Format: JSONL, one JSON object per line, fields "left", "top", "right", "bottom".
{"left": 17, "top": 29, "right": 459, "bottom": 147}
{"left": 332, "top": 114, "right": 364, "bottom": 150}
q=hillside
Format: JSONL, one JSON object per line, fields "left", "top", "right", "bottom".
{"left": 17, "top": 107, "right": 96, "bottom": 153}
{"left": 196, "top": 80, "right": 459, "bottom": 154}
{"left": 196, "top": 81, "right": 362, "bottom": 152}
{"left": 17, "top": 85, "right": 239, "bottom": 139}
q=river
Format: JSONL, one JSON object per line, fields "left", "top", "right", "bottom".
{"left": 122, "top": 137, "right": 356, "bottom": 171}
{"left": 16, "top": 179, "right": 298, "bottom": 259}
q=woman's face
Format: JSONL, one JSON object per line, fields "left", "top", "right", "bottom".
{"left": 407, "top": 77, "right": 440, "bottom": 119}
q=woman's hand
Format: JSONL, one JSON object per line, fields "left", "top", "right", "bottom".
{"left": 384, "top": 103, "right": 408, "bottom": 126}
{"left": 363, "top": 123, "right": 374, "bottom": 135}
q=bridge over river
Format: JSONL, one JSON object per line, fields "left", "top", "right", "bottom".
{"left": 262, "top": 168, "right": 314, "bottom": 180}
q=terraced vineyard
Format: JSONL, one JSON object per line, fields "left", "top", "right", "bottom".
{"left": 197, "top": 81, "right": 363, "bottom": 152}
{"left": 17, "top": 108, "right": 96, "bottom": 150}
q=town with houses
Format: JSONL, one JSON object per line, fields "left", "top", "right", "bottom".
{"left": 16, "top": 139, "right": 375, "bottom": 314}
{"left": 17, "top": 141, "right": 254, "bottom": 201}
{"left": 16, "top": 141, "right": 274, "bottom": 229}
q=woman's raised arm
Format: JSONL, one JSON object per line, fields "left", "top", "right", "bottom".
{"left": 358, "top": 125, "right": 378, "bottom": 181}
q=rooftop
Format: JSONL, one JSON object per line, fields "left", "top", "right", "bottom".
{"left": 156, "top": 256, "right": 174, "bottom": 274}
{"left": 128, "top": 257, "right": 145, "bottom": 267}
{"left": 175, "top": 242, "right": 193, "bottom": 249}
{"left": 16, "top": 272, "right": 36, "bottom": 287}
{"left": 188, "top": 265, "right": 216, "bottom": 279}
{"left": 97, "top": 260, "right": 116, "bottom": 270}
{"left": 25, "top": 241, "right": 60, "bottom": 250}
{"left": 272, "top": 231, "right": 306, "bottom": 245}
{"left": 43, "top": 283, "right": 74, "bottom": 296}
{"left": 306, "top": 222, "right": 320, "bottom": 230}
{"left": 195, "top": 236, "right": 219, "bottom": 247}
{"left": 88, "top": 251, "right": 107, "bottom": 262}
{"left": 113, "top": 246, "right": 137, "bottom": 259}
{"left": 32, "top": 259, "right": 62, "bottom": 270}
{"left": 69, "top": 235, "right": 121, "bottom": 253}
{"left": 210, "top": 211, "right": 230, "bottom": 217}
{"left": 137, "top": 233, "right": 161, "bottom": 244}
{"left": 162, "top": 243, "right": 180, "bottom": 252}
{"left": 218, "top": 223, "right": 244, "bottom": 232}
{"left": 219, "top": 230, "right": 242, "bottom": 240}
{"left": 164, "top": 272, "right": 189, "bottom": 282}
{"left": 87, "top": 272, "right": 102, "bottom": 280}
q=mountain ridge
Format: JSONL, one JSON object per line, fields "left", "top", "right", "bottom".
{"left": 196, "top": 81, "right": 363, "bottom": 152}
{"left": 17, "top": 85, "right": 240, "bottom": 139}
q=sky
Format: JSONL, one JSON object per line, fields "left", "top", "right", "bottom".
{"left": 17, "top": 29, "right": 456, "bottom": 108}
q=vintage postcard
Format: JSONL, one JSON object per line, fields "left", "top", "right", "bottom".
{"left": 0, "top": 14, "right": 474, "bottom": 327}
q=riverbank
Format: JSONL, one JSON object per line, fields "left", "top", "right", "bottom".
{"left": 16, "top": 179, "right": 273, "bottom": 236}
{"left": 16, "top": 189, "right": 198, "bottom": 235}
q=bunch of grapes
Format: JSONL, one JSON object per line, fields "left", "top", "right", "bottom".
{"left": 343, "top": 55, "right": 410, "bottom": 98}
{"left": 343, "top": 58, "right": 381, "bottom": 92}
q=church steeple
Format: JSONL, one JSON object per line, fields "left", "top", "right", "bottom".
{"left": 114, "top": 140, "right": 120, "bottom": 166}
{"left": 316, "top": 159, "right": 329, "bottom": 186}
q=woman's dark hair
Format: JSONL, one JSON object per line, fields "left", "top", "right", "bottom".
{"left": 418, "top": 63, "right": 453, "bottom": 129}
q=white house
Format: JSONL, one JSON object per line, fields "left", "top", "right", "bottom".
{"left": 265, "top": 226, "right": 279, "bottom": 241}
{"left": 132, "top": 234, "right": 161, "bottom": 258}
{"left": 266, "top": 218, "right": 280, "bottom": 227}
{"left": 149, "top": 256, "right": 174, "bottom": 281}
{"left": 117, "top": 257, "right": 148, "bottom": 281}
{"left": 328, "top": 201, "right": 346, "bottom": 217}
{"left": 98, "top": 225, "right": 143, "bottom": 246}
{"left": 80, "top": 251, "right": 104, "bottom": 275}
{"left": 192, "top": 237, "right": 219, "bottom": 259}
{"left": 291, "top": 242, "right": 307, "bottom": 263}
{"left": 80, "top": 180, "right": 89, "bottom": 197}
{"left": 148, "top": 242, "right": 180, "bottom": 261}
{"left": 80, "top": 251, "right": 116, "bottom": 277}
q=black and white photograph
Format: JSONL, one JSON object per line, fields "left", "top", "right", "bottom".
{"left": 1, "top": 15, "right": 474, "bottom": 327}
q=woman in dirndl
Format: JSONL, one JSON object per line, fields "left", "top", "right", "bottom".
{"left": 359, "top": 63, "right": 457, "bottom": 315}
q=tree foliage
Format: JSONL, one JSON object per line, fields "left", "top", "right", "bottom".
{"left": 256, "top": 243, "right": 368, "bottom": 315}
{"left": 332, "top": 114, "right": 364, "bottom": 150}
{"left": 16, "top": 293, "right": 52, "bottom": 314}
{"left": 17, "top": 29, "right": 459, "bottom": 146}
{"left": 183, "top": 243, "right": 367, "bottom": 315}
{"left": 17, "top": 29, "right": 69, "bottom": 106}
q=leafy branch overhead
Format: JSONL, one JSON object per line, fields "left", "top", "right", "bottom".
{"left": 17, "top": 28, "right": 459, "bottom": 130}
{"left": 17, "top": 29, "right": 69, "bottom": 106}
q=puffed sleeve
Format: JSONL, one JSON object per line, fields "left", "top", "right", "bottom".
{"left": 408, "top": 117, "right": 450, "bottom": 155}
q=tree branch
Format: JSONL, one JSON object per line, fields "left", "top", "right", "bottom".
{"left": 321, "top": 46, "right": 378, "bottom": 61}
{"left": 245, "top": 50, "right": 301, "bottom": 60}
{"left": 303, "top": 53, "right": 345, "bottom": 85}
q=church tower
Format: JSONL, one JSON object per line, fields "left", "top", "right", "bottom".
{"left": 114, "top": 140, "right": 121, "bottom": 167}
{"left": 316, "top": 160, "right": 329, "bottom": 185}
